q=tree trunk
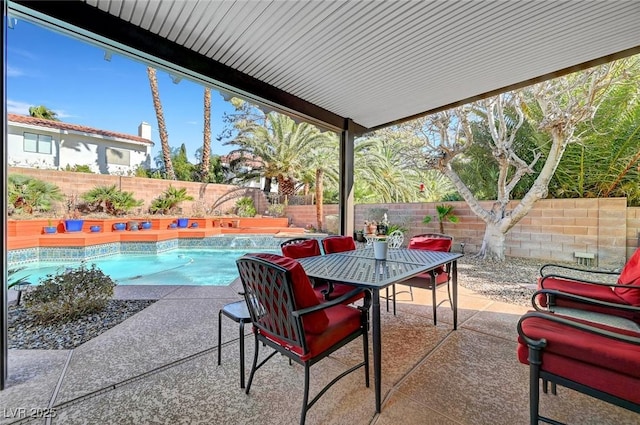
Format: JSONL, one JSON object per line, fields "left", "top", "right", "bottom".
{"left": 315, "top": 169, "right": 324, "bottom": 231}
{"left": 277, "top": 174, "right": 295, "bottom": 196}
{"left": 200, "top": 87, "right": 212, "bottom": 182}
{"left": 477, "top": 221, "right": 507, "bottom": 261}
{"left": 147, "top": 67, "right": 175, "bottom": 180}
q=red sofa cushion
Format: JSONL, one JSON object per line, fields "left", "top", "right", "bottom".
{"left": 281, "top": 239, "right": 321, "bottom": 259}
{"left": 322, "top": 236, "right": 356, "bottom": 254}
{"left": 615, "top": 248, "right": 640, "bottom": 306}
{"left": 260, "top": 303, "right": 362, "bottom": 361}
{"left": 517, "top": 313, "right": 640, "bottom": 404}
{"left": 251, "top": 253, "right": 329, "bottom": 334}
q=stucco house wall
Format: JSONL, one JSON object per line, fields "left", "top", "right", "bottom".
{"left": 7, "top": 114, "right": 153, "bottom": 175}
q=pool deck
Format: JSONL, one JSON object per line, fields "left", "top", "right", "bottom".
{"left": 2, "top": 274, "right": 636, "bottom": 424}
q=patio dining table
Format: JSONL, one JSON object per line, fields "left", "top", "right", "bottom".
{"left": 297, "top": 247, "right": 462, "bottom": 413}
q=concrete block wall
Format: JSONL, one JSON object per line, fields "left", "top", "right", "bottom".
{"left": 287, "top": 198, "right": 634, "bottom": 268}
{"left": 8, "top": 167, "right": 269, "bottom": 217}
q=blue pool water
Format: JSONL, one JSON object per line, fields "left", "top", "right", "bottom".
{"left": 11, "top": 249, "right": 278, "bottom": 286}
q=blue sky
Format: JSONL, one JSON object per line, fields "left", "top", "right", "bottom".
{"left": 7, "top": 18, "right": 238, "bottom": 161}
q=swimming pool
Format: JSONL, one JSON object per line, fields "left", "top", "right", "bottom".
{"left": 11, "top": 249, "right": 278, "bottom": 286}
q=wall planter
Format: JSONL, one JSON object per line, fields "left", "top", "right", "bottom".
{"left": 64, "top": 219, "right": 85, "bottom": 233}
{"left": 141, "top": 221, "right": 152, "bottom": 230}
{"left": 90, "top": 225, "right": 101, "bottom": 233}
{"left": 43, "top": 226, "right": 57, "bottom": 234}
{"left": 177, "top": 218, "right": 189, "bottom": 228}
{"left": 168, "top": 222, "right": 178, "bottom": 229}
{"left": 190, "top": 222, "right": 199, "bottom": 228}
{"left": 113, "top": 222, "right": 126, "bottom": 231}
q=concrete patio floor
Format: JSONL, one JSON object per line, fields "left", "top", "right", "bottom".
{"left": 2, "top": 276, "right": 638, "bottom": 424}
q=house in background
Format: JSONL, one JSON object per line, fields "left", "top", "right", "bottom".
{"left": 7, "top": 113, "right": 154, "bottom": 175}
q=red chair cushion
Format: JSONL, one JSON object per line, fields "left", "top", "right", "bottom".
{"left": 517, "top": 313, "right": 640, "bottom": 404}
{"left": 408, "top": 236, "right": 452, "bottom": 274}
{"left": 537, "top": 275, "right": 637, "bottom": 320}
{"left": 281, "top": 239, "right": 321, "bottom": 259}
{"left": 322, "top": 236, "right": 356, "bottom": 254}
{"left": 408, "top": 237, "right": 452, "bottom": 252}
{"left": 260, "top": 303, "right": 362, "bottom": 361}
{"left": 615, "top": 248, "right": 640, "bottom": 306}
{"left": 251, "top": 253, "right": 329, "bottom": 334}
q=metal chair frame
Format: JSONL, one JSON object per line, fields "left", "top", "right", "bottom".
{"left": 236, "top": 255, "right": 371, "bottom": 425}
{"left": 388, "top": 233, "right": 454, "bottom": 320}
{"left": 518, "top": 299, "right": 640, "bottom": 425}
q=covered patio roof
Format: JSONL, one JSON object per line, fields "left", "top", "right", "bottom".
{"left": 7, "top": 0, "right": 640, "bottom": 134}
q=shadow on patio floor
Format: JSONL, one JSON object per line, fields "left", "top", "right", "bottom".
{"left": 1, "top": 280, "right": 637, "bottom": 424}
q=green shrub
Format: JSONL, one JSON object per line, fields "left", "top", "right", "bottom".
{"left": 267, "top": 203, "right": 286, "bottom": 217}
{"left": 8, "top": 174, "right": 64, "bottom": 214}
{"left": 149, "top": 185, "right": 194, "bottom": 215}
{"left": 64, "top": 164, "right": 93, "bottom": 173}
{"left": 236, "top": 196, "right": 257, "bottom": 217}
{"left": 81, "top": 185, "right": 143, "bottom": 216}
{"left": 24, "top": 262, "right": 116, "bottom": 323}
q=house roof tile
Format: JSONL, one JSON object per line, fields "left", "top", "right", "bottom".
{"left": 8, "top": 113, "right": 153, "bottom": 145}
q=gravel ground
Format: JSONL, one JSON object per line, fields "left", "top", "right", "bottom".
{"left": 8, "top": 300, "right": 155, "bottom": 349}
{"left": 7, "top": 255, "right": 604, "bottom": 350}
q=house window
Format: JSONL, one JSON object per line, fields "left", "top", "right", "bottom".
{"left": 23, "top": 132, "right": 52, "bottom": 154}
{"left": 106, "top": 147, "right": 130, "bottom": 165}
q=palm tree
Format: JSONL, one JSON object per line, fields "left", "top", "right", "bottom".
{"left": 229, "top": 112, "right": 330, "bottom": 197}
{"left": 200, "top": 87, "right": 212, "bottom": 182}
{"left": 146, "top": 67, "right": 175, "bottom": 180}
{"left": 28, "top": 105, "right": 59, "bottom": 121}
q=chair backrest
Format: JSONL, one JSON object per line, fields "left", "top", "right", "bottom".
{"left": 280, "top": 238, "right": 321, "bottom": 259}
{"left": 615, "top": 247, "right": 640, "bottom": 306}
{"left": 322, "top": 235, "right": 356, "bottom": 254}
{"left": 408, "top": 233, "right": 453, "bottom": 252}
{"left": 236, "top": 253, "right": 330, "bottom": 354}
{"left": 386, "top": 230, "right": 404, "bottom": 248}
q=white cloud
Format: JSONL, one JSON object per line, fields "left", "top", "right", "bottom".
{"left": 6, "top": 99, "right": 31, "bottom": 114}
{"left": 6, "top": 65, "right": 24, "bottom": 77}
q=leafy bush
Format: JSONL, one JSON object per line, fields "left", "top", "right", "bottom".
{"left": 8, "top": 174, "right": 64, "bottom": 214}
{"left": 267, "top": 203, "right": 286, "bottom": 217}
{"left": 235, "top": 197, "right": 257, "bottom": 217}
{"left": 149, "top": 185, "right": 194, "bottom": 215}
{"left": 24, "top": 262, "right": 116, "bottom": 323}
{"left": 64, "top": 164, "right": 93, "bottom": 173}
{"left": 81, "top": 185, "right": 143, "bottom": 216}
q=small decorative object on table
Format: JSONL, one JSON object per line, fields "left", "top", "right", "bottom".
{"left": 373, "top": 238, "right": 388, "bottom": 260}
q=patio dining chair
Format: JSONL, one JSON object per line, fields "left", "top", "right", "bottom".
{"left": 517, "top": 292, "right": 640, "bottom": 424}
{"left": 236, "top": 253, "right": 371, "bottom": 425}
{"left": 387, "top": 233, "right": 453, "bottom": 320}
{"left": 281, "top": 237, "right": 362, "bottom": 303}
{"left": 537, "top": 247, "right": 640, "bottom": 322}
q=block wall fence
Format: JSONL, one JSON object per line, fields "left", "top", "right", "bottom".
{"left": 8, "top": 167, "right": 270, "bottom": 219}
{"left": 288, "top": 199, "right": 638, "bottom": 269}
{"left": 9, "top": 167, "right": 638, "bottom": 268}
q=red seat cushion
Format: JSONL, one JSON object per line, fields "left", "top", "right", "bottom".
{"left": 408, "top": 236, "right": 452, "bottom": 274}
{"left": 281, "top": 239, "right": 321, "bottom": 259}
{"left": 259, "top": 303, "right": 362, "bottom": 361}
{"left": 250, "top": 253, "right": 329, "bottom": 334}
{"left": 322, "top": 236, "right": 356, "bottom": 254}
{"left": 615, "top": 248, "right": 640, "bottom": 306}
{"left": 537, "top": 275, "right": 637, "bottom": 320}
{"left": 408, "top": 237, "right": 452, "bottom": 252}
{"left": 517, "top": 312, "right": 640, "bottom": 404}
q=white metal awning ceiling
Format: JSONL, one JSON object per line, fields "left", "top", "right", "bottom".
{"left": 8, "top": 0, "right": 640, "bottom": 133}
